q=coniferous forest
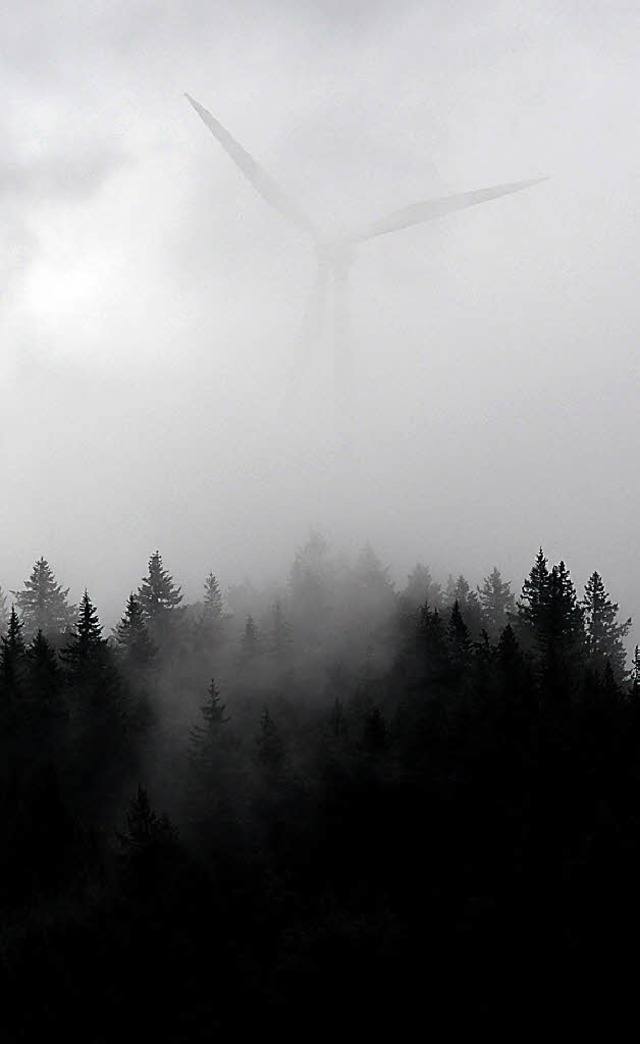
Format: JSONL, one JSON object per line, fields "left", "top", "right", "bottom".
{"left": 1, "top": 539, "right": 640, "bottom": 1037}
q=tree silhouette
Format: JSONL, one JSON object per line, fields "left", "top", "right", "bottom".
{"left": 189, "top": 676, "right": 229, "bottom": 765}
{"left": 444, "top": 574, "right": 483, "bottom": 637}
{"left": 118, "top": 784, "right": 176, "bottom": 852}
{"left": 0, "top": 607, "right": 26, "bottom": 718}
{"left": 138, "top": 551, "right": 182, "bottom": 614}
{"left": 447, "top": 600, "right": 473, "bottom": 672}
{"left": 0, "top": 586, "right": 8, "bottom": 632}
{"left": 12, "top": 558, "right": 74, "bottom": 642}
{"left": 403, "top": 563, "right": 442, "bottom": 611}
{"left": 269, "top": 599, "right": 292, "bottom": 660}
{"left": 517, "top": 547, "right": 550, "bottom": 642}
{"left": 241, "top": 614, "right": 261, "bottom": 661}
{"left": 203, "top": 572, "right": 224, "bottom": 623}
{"left": 25, "top": 629, "right": 65, "bottom": 738}
{"left": 61, "top": 590, "right": 108, "bottom": 677}
{"left": 582, "top": 571, "right": 631, "bottom": 683}
{"left": 137, "top": 551, "right": 183, "bottom": 644}
{"left": 1, "top": 606, "right": 25, "bottom": 685}
{"left": 478, "top": 567, "right": 516, "bottom": 639}
{"left": 115, "top": 593, "right": 156, "bottom": 671}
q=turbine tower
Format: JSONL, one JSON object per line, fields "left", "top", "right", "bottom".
{"left": 186, "top": 93, "right": 544, "bottom": 411}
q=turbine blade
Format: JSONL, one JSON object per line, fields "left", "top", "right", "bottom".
{"left": 186, "top": 93, "right": 317, "bottom": 237}
{"left": 348, "top": 177, "right": 548, "bottom": 242}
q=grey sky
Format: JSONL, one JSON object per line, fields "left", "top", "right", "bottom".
{"left": 1, "top": 0, "right": 639, "bottom": 631}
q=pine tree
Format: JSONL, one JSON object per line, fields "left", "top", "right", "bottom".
{"left": 447, "top": 600, "right": 473, "bottom": 676}
{"left": 403, "top": 564, "right": 442, "bottom": 610}
{"left": 289, "top": 530, "right": 334, "bottom": 642}
{"left": 241, "top": 614, "right": 261, "bottom": 660}
{"left": 582, "top": 571, "right": 631, "bottom": 683}
{"left": 115, "top": 593, "right": 156, "bottom": 670}
{"left": 255, "top": 706, "right": 284, "bottom": 772}
{"left": 414, "top": 603, "right": 450, "bottom": 683}
{"left": 0, "top": 586, "right": 8, "bottom": 632}
{"left": 497, "top": 622, "right": 521, "bottom": 667}
{"left": 118, "top": 784, "right": 176, "bottom": 854}
{"left": 138, "top": 551, "right": 182, "bottom": 615}
{"left": 478, "top": 567, "right": 516, "bottom": 639}
{"left": 25, "top": 630, "right": 63, "bottom": 723}
{"left": 64, "top": 594, "right": 141, "bottom": 822}
{"left": 353, "top": 544, "right": 395, "bottom": 601}
{"left": 519, "top": 553, "right": 585, "bottom": 690}
{"left": 116, "top": 785, "right": 179, "bottom": 901}
{"left": 203, "top": 572, "right": 223, "bottom": 624}
{"left": 444, "top": 574, "right": 483, "bottom": 636}
{"left": 545, "top": 561, "right": 585, "bottom": 660}
{"left": 631, "top": 646, "right": 640, "bottom": 697}
{"left": 193, "top": 571, "right": 226, "bottom": 652}
{"left": 137, "top": 551, "right": 183, "bottom": 644}
{"left": 61, "top": 590, "right": 108, "bottom": 676}
{"left": 517, "top": 548, "right": 550, "bottom": 639}
{"left": 12, "top": 558, "right": 74, "bottom": 641}
{"left": 496, "top": 623, "right": 535, "bottom": 710}
{"left": 0, "top": 606, "right": 26, "bottom": 698}
{"left": 189, "top": 677, "right": 229, "bottom": 768}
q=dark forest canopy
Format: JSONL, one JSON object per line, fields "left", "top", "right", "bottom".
{"left": 0, "top": 541, "right": 639, "bottom": 1036}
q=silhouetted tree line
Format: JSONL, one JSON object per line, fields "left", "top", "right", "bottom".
{"left": 0, "top": 541, "right": 638, "bottom": 1037}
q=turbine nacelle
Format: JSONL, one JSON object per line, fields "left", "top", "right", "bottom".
{"left": 315, "top": 237, "right": 356, "bottom": 272}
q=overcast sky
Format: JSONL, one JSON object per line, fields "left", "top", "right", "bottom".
{"left": 1, "top": 0, "right": 639, "bottom": 630}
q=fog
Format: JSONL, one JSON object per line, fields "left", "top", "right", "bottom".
{"left": 1, "top": 0, "right": 639, "bottom": 630}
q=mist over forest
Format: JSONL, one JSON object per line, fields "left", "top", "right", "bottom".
{"left": 2, "top": 0, "right": 640, "bottom": 1037}
{"left": 1, "top": 542, "right": 639, "bottom": 1034}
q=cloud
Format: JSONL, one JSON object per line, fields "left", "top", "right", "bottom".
{"left": 0, "top": 146, "right": 128, "bottom": 202}
{"left": 0, "top": 0, "right": 639, "bottom": 639}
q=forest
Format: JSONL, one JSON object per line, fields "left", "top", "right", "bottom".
{"left": 1, "top": 538, "right": 639, "bottom": 1037}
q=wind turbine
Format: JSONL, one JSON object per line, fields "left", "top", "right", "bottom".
{"left": 186, "top": 93, "right": 544, "bottom": 410}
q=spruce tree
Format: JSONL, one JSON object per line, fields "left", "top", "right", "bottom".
{"left": 255, "top": 706, "right": 284, "bottom": 772}
{"left": 203, "top": 572, "right": 223, "bottom": 625}
{"left": 63, "top": 594, "right": 138, "bottom": 822}
{"left": 414, "top": 603, "right": 450, "bottom": 683}
{"left": 478, "top": 567, "right": 516, "bottom": 639}
{"left": 403, "top": 564, "right": 442, "bottom": 610}
{"left": 447, "top": 600, "right": 473, "bottom": 671}
{"left": 445, "top": 574, "right": 483, "bottom": 636}
{"left": 517, "top": 548, "right": 550, "bottom": 639}
{"left": 12, "top": 558, "right": 74, "bottom": 641}
{"left": 353, "top": 544, "right": 395, "bottom": 601}
{"left": 115, "top": 593, "right": 156, "bottom": 670}
{"left": 632, "top": 646, "right": 640, "bottom": 697}
{"left": 582, "top": 571, "right": 631, "bottom": 682}
{"left": 0, "top": 606, "right": 26, "bottom": 699}
{"left": 545, "top": 562, "right": 585, "bottom": 660}
{"left": 520, "top": 554, "right": 585, "bottom": 690}
{"left": 25, "top": 630, "right": 63, "bottom": 724}
{"left": 188, "top": 677, "right": 229, "bottom": 769}
{"left": 193, "top": 572, "right": 226, "bottom": 650}
{"left": 62, "top": 590, "right": 108, "bottom": 677}
{"left": 0, "top": 586, "right": 8, "bottom": 632}
{"left": 119, "top": 785, "right": 175, "bottom": 850}
{"left": 137, "top": 551, "right": 183, "bottom": 644}
{"left": 241, "top": 614, "right": 260, "bottom": 660}
{"left": 289, "top": 531, "right": 333, "bottom": 642}
{"left": 497, "top": 622, "right": 521, "bottom": 667}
